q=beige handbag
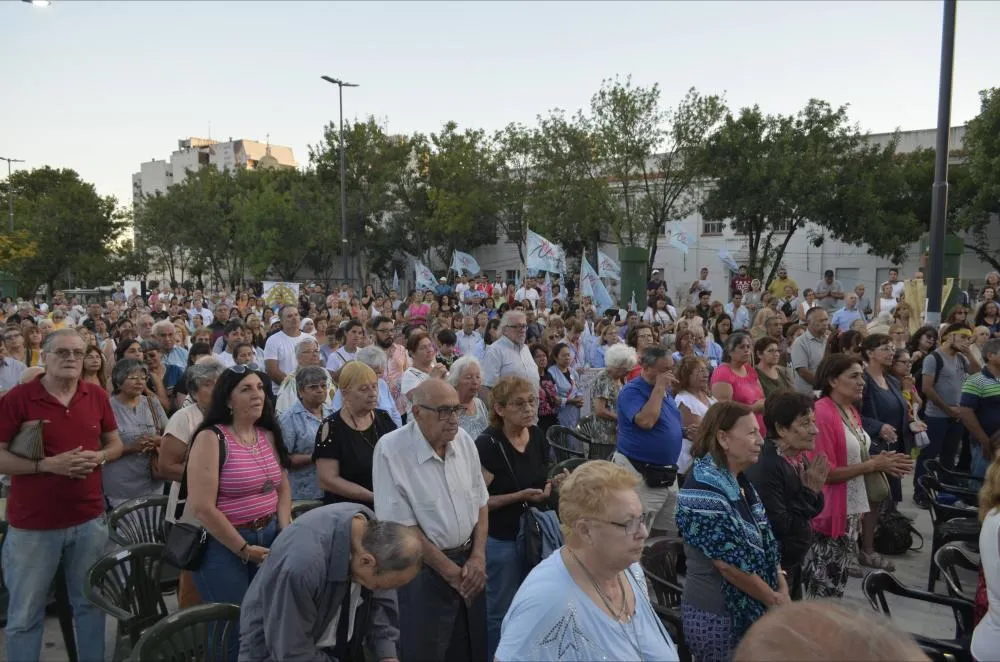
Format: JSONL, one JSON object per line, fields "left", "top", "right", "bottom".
{"left": 8, "top": 420, "right": 46, "bottom": 461}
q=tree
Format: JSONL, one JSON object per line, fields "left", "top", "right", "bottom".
{"left": 0, "top": 231, "right": 38, "bottom": 276}
{"left": 958, "top": 87, "right": 1000, "bottom": 271}
{"left": 134, "top": 189, "right": 196, "bottom": 286}
{"left": 6, "top": 167, "right": 127, "bottom": 296}
{"left": 492, "top": 123, "right": 535, "bottom": 265}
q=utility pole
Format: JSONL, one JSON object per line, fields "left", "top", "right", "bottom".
{"left": 320, "top": 75, "right": 360, "bottom": 284}
{"left": 925, "top": 0, "right": 957, "bottom": 325}
{"left": 0, "top": 156, "right": 26, "bottom": 232}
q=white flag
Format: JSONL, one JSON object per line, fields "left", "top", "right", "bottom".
{"left": 414, "top": 261, "right": 437, "bottom": 291}
{"left": 526, "top": 229, "right": 565, "bottom": 275}
{"left": 581, "top": 257, "right": 616, "bottom": 313}
{"left": 597, "top": 250, "right": 622, "bottom": 280}
{"left": 451, "top": 250, "right": 481, "bottom": 276}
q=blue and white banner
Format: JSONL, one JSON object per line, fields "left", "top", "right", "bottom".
{"left": 717, "top": 249, "right": 740, "bottom": 274}
{"left": 581, "top": 257, "right": 616, "bottom": 313}
{"left": 597, "top": 250, "right": 622, "bottom": 280}
{"left": 526, "top": 229, "right": 566, "bottom": 275}
{"left": 666, "top": 228, "right": 696, "bottom": 255}
{"left": 414, "top": 261, "right": 437, "bottom": 292}
{"left": 392, "top": 270, "right": 400, "bottom": 292}
{"left": 451, "top": 250, "right": 481, "bottom": 276}
{"left": 543, "top": 271, "right": 554, "bottom": 308}
{"left": 629, "top": 291, "right": 638, "bottom": 313}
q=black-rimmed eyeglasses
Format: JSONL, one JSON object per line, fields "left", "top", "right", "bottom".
{"left": 417, "top": 404, "right": 463, "bottom": 421}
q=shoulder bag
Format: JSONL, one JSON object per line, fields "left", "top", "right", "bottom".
{"left": 491, "top": 434, "right": 550, "bottom": 573}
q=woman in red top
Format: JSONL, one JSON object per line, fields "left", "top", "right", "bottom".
{"left": 710, "top": 332, "right": 767, "bottom": 436}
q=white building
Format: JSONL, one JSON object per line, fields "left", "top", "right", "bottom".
{"left": 132, "top": 137, "right": 297, "bottom": 207}
{"left": 466, "top": 125, "right": 998, "bottom": 305}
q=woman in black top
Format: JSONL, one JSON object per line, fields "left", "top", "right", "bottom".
{"left": 745, "top": 390, "right": 827, "bottom": 600}
{"left": 313, "top": 361, "right": 397, "bottom": 506}
{"left": 475, "top": 374, "right": 565, "bottom": 662}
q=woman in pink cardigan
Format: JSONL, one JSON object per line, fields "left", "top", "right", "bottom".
{"left": 801, "top": 354, "right": 913, "bottom": 598}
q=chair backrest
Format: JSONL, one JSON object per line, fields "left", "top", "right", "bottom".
{"left": 862, "top": 569, "right": 976, "bottom": 648}
{"left": 577, "top": 416, "right": 598, "bottom": 439}
{"left": 934, "top": 543, "right": 980, "bottom": 603}
{"left": 640, "top": 537, "right": 685, "bottom": 608}
{"left": 925, "top": 458, "right": 984, "bottom": 488}
{"left": 918, "top": 476, "right": 977, "bottom": 525}
{"left": 546, "top": 426, "right": 586, "bottom": 462}
{"left": 130, "top": 602, "right": 241, "bottom": 662}
{"left": 108, "top": 495, "right": 170, "bottom": 547}
{"left": 85, "top": 543, "right": 169, "bottom": 636}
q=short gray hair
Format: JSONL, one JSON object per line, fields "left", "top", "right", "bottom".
{"left": 983, "top": 338, "right": 1000, "bottom": 360}
{"left": 186, "top": 359, "right": 225, "bottom": 393}
{"left": 638, "top": 345, "right": 668, "bottom": 368}
{"left": 362, "top": 520, "right": 423, "bottom": 574}
{"left": 111, "top": 358, "right": 147, "bottom": 392}
{"left": 605, "top": 344, "right": 638, "bottom": 371}
{"left": 356, "top": 345, "right": 387, "bottom": 373}
{"left": 500, "top": 310, "right": 526, "bottom": 328}
{"left": 294, "top": 337, "right": 319, "bottom": 358}
{"left": 447, "top": 355, "right": 481, "bottom": 388}
{"left": 295, "top": 365, "right": 329, "bottom": 391}
{"left": 151, "top": 319, "right": 175, "bottom": 336}
{"left": 42, "top": 328, "right": 82, "bottom": 353}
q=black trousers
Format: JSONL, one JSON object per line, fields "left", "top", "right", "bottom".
{"left": 397, "top": 548, "right": 487, "bottom": 662}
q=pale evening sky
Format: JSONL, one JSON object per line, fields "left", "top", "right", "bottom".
{"left": 3, "top": 0, "right": 998, "bottom": 206}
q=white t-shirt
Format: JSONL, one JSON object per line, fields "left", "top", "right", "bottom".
{"left": 514, "top": 287, "right": 540, "bottom": 307}
{"left": 326, "top": 347, "right": 357, "bottom": 373}
{"left": 972, "top": 510, "right": 1000, "bottom": 661}
{"left": 263, "top": 331, "right": 311, "bottom": 392}
{"left": 400, "top": 368, "right": 430, "bottom": 414}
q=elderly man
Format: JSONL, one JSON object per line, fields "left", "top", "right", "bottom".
{"left": 814, "top": 270, "right": 844, "bottom": 312}
{"left": 790, "top": 307, "right": 830, "bottom": 395}
{"left": 136, "top": 313, "right": 155, "bottom": 341}
{"left": 0, "top": 339, "right": 27, "bottom": 397}
{"left": 689, "top": 323, "right": 724, "bottom": 370}
{"left": 613, "top": 345, "right": 684, "bottom": 536}
{"left": 830, "top": 292, "right": 865, "bottom": 332}
{"left": 264, "top": 304, "right": 311, "bottom": 395}
{"left": 480, "top": 310, "right": 538, "bottom": 400}
{"left": 854, "top": 284, "right": 873, "bottom": 320}
{"left": 240, "top": 503, "right": 423, "bottom": 662}
{"left": 0, "top": 329, "right": 126, "bottom": 662}
{"left": 152, "top": 318, "right": 189, "bottom": 369}
{"left": 456, "top": 314, "right": 485, "bottom": 361}
{"left": 373, "top": 379, "right": 489, "bottom": 661}
{"left": 329, "top": 345, "right": 403, "bottom": 426}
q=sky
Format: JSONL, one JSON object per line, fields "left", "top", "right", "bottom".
{"left": 3, "top": 0, "right": 999, "bottom": 207}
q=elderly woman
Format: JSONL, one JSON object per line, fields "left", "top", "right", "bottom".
{"left": 496, "top": 461, "right": 679, "bottom": 662}
{"left": 274, "top": 337, "right": 334, "bottom": 416}
{"left": 531, "top": 343, "right": 561, "bottom": 433}
{"left": 401, "top": 330, "right": 448, "bottom": 412}
{"left": 103, "top": 358, "right": 169, "bottom": 510}
{"left": 313, "top": 361, "right": 397, "bottom": 506}
{"left": 328, "top": 345, "right": 403, "bottom": 427}
{"left": 475, "top": 375, "right": 562, "bottom": 661}
{"left": 591, "top": 344, "right": 638, "bottom": 451}
{"left": 801, "top": 354, "right": 913, "bottom": 599}
{"left": 674, "top": 356, "right": 717, "bottom": 474}
{"left": 186, "top": 367, "right": 292, "bottom": 659}
{"left": 676, "top": 402, "right": 785, "bottom": 661}
{"left": 448, "top": 355, "right": 490, "bottom": 438}
{"left": 548, "top": 342, "right": 584, "bottom": 430}
{"left": 744, "top": 391, "right": 827, "bottom": 600}
{"left": 754, "top": 335, "right": 793, "bottom": 398}
{"left": 277, "top": 366, "right": 328, "bottom": 501}
{"left": 711, "top": 332, "right": 766, "bottom": 436}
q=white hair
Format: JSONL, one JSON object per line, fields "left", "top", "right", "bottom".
{"left": 151, "top": 319, "right": 175, "bottom": 336}
{"left": 447, "top": 355, "right": 482, "bottom": 388}
{"left": 500, "top": 310, "right": 526, "bottom": 328}
{"left": 604, "top": 344, "right": 638, "bottom": 371}
{"left": 294, "top": 337, "right": 319, "bottom": 357}
{"left": 356, "top": 345, "right": 388, "bottom": 373}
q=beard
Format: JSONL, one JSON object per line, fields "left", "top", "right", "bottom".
{"left": 376, "top": 335, "right": 394, "bottom": 349}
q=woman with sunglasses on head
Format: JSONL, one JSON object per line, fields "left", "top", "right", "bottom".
{"left": 711, "top": 332, "right": 767, "bottom": 437}
{"left": 186, "top": 365, "right": 291, "bottom": 659}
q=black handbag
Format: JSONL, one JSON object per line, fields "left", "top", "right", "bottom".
{"left": 632, "top": 459, "right": 678, "bottom": 489}
{"left": 162, "top": 427, "right": 227, "bottom": 571}
{"left": 874, "top": 505, "right": 924, "bottom": 556}
{"left": 491, "top": 435, "right": 544, "bottom": 573}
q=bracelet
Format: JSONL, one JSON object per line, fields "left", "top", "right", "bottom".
{"left": 238, "top": 542, "right": 249, "bottom": 564}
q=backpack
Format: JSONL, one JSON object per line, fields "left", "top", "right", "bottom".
{"left": 874, "top": 505, "right": 924, "bottom": 556}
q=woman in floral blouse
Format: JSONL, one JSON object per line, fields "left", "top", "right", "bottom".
{"left": 590, "top": 344, "right": 637, "bottom": 449}
{"left": 531, "top": 343, "right": 561, "bottom": 433}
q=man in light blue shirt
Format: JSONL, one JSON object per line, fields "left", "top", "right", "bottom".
{"left": 152, "top": 319, "right": 189, "bottom": 369}
{"left": 455, "top": 316, "right": 485, "bottom": 360}
{"left": 724, "top": 291, "right": 751, "bottom": 330}
{"left": 0, "top": 344, "right": 27, "bottom": 396}
{"left": 830, "top": 293, "right": 865, "bottom": 332}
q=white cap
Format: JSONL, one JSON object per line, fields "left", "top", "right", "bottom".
{"left": 439, "top": 276, "right": 446, "bottom": 282}
{"left": 652, "top": 269, "right": 661, "bottom": 274}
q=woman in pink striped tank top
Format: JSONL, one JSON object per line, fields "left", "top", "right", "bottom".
{"left": 186, "top": 366, "right": 291, "bottom": 660}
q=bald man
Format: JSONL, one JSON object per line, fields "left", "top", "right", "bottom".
{"left": 733, "top": 600, "right": 927, "bottom": 662}
{"left": 372, "top": 379, "right": 489, "bottom": 661}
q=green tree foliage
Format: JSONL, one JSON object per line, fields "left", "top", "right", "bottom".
{"left": 958, "top": 87, "right": 1000, "bottom": 271}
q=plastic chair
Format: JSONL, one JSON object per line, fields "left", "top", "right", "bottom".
{"left": 577, "top": 416, "right": 615, "bottom": 460}
{"left": 84, "top": 543, "right": 169, "bottom": 661}
{"left": 917, "top": 476, "right": 981, "bottom": 591}
{"left": 546, "top": 425, "right": 588, "bottom": 463}
{"left": 924, "top": 459, "right": 980, "bottom": 506}
{"left": 128, "top": 602, "right": 240, "bottom": 662}
{"left": 862, "top": 570, "right": 973, "bottom": 661}
{"left": 641, "top": 537, "right": 689, "bottom": 662}
{"left": 291, "top": 500, "right": 324, "bottom": 520}
{"left": 107, "top": 496, "right": 177, "bottom": 595}
{"left": 934, "top": 543, "right": 981, "bottom": 604}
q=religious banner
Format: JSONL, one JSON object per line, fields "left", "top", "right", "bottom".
{"left": 666, "top": 229, "right": 696, "bottom": 255}
{"left": 597, "top": 250, "right": 622, "bottom": 280}
{"left": 581, "top": 257, "right": 616, "bottom": 313}
{"left": 414, "top": 260, "right": 437, "bottom": 292}
{"left": 263, "top": 281, "right": 300, "bottom": 308}
{"left": 451, "top": 250, "right": 482, "bottom": 276}
{"left": 526, "top": 229, "right": 566, "bottom": 275}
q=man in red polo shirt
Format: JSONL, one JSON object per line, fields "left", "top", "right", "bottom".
{"left": 0, "top": 328, "right": 125, "bottom": 662}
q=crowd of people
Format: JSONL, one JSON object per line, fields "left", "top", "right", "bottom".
{"left": 1, "top": 264, "right": 999, "bottom": 662}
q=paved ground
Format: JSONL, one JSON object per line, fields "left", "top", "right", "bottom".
{"left": 2, "top": 482, "right": 975, "bottom": 661}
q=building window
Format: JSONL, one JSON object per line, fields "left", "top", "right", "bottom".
{"left": 505, "top": 270, "right": 518, "bottom": 284}
{"left": 772, "top": 219, "right": 792, "bottom": 233}
{"left": 702, "top": 219, "right": 724, "bottom": 235}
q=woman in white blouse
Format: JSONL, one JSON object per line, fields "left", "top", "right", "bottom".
{"left": 874, "top": 282, "right": 898, "bottom": 318}
{"left": 672, "top": 355, "right": 716, "bottom": 474}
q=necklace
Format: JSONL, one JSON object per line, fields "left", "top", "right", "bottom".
{"left": 567, "top": 549, "right": 643, "bottom": 660}
{"left": 347, "top": 408, "right": 377, "bottom": 448}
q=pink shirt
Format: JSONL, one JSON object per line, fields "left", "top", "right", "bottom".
{"left": 216, "top": 424, "right": 282, "bottom": 525}
{"left": 384, "top": 342, "right": 410, "bottom": 415}
{"left": 710, "top": 363, "right": 767, "bottom": 436}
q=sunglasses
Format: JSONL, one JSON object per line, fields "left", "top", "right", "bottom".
{"left": 228, "top": 363, "right": 261, "bottom": 374}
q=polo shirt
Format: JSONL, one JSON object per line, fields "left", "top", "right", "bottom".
{"left": 790, "top": 330, "right": 826, "bottom": 395}
{"left": 0, "top": 378, "right": 117, "bottom": 529}
{"left": 615, "top": 377, "right": 683, "bottom": 466}
{"left": 960, "top": 368, "right": 1000, "bottom": 438}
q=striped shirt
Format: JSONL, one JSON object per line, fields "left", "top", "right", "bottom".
{"left": 216, "top": 424, "right": 282, "bottom": 525}
{"left": 961, "top": 368, "right": 1000, "bottom": 438}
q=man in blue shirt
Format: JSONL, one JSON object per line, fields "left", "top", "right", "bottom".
{"left": 830, "top": 292, "right": 865, "bottom": 332}
{"left": 614, "top": 345, "right": 684, "bottom": 536}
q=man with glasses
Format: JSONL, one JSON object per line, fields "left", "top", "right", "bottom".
{"left": 372, "top": 316, "right": 409, "bottom": 420}
{"left": 152, "top": 319, "right": 189, "bottom": 369}
{"left": 481, "top": 311, "right": 539, "bottom": 401}
{"left": 613, "top": 345, "right": 684, "bottom": 536}
{"left": 0, "top": 329, "right": 126, "bottom": 662}
{"left": 373, "top": 379, "right": 489, "bottom": 661}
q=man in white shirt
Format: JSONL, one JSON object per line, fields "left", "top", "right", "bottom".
{"left": 263, "top": 305, "right": 311, "bottom": 394}
{"left": 480, "top": 311, "right": 539, "bottom": 399}
{"left": 689, "top": 267, "right": 712, "bottom": 302}
{"left": 514, "top": 278, "right": 539, "bottom": 309}
{"left": 884, "top": 268, "right": 905, "bottom": 300}
{"left": 186, "top": 296, "right": 214, "bottom": 327}
{"left": 327, "top": 319, "right": 364, "bottom": 383}
{"left": 724, "top": 292, "right": 751, "bottom": 330}
{"left": 373, "top": 379, "right": 489, "bottom": 662}
{"left": 455, "top": 316, "right": 485, "bottom": 361}
{"left": 454, "top": 276, "right": 470, "bottom": 303}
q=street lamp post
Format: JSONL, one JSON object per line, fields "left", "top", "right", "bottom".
{"left": 925, "top": 0, "right": 958, "bottom": 325}
{"left": 0, "top": 156, "right": 26, "bottom": 232}
{"left": 320, "top": 75, "right": 359, "bottom": 284}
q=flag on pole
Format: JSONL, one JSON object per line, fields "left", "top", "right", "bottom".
{"left": 629, "top": 291, "right": 638, "bottom": 313}
{"left": 414, "top": 260, "right": 437, "bottom": 292}
{"left": 544, "top": 272, "right": 554, "bottom": 308}
{"left": 581, "top": 257, "right": 615, "bottom": 313}
{"left": 666, "top": 229, "right": 695, "bottom": 255}
{"left": 717, "top": 249, "right": 740, "bottom": 274}
{"left": 392, "top": 270, "right": 399, "bottom": 292}
{"left": 450, "top": 250, "right": 481, "bottom": 276}
{"left": 597, "top": 250, "right": 622, "bottom": 280}
{"left": 526, "top": 229, "right": 566, "bottom": 275}
{"left": 514, "top": 271, "right": 521, "bottom": 289}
